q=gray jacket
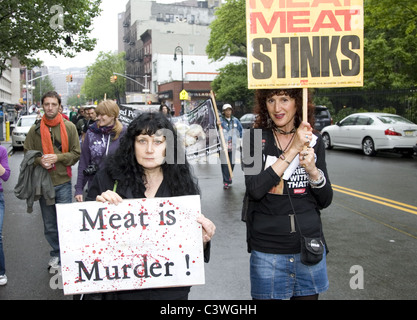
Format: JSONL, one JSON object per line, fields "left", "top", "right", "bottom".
{"left": 14, "top": 150, "right": 55, "bottom": 213}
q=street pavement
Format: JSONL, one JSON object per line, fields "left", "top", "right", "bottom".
{"left": 1, "top": 139, "right": 417, "bottom": 300}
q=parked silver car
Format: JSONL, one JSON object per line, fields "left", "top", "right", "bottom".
{"left": 321, "top": 112, "right": 417, "bottom": 156}
{"left": 11, "top": 115, "right": 38, "bottom": 150}
{"left": 240, "top": 113, "right": 257, "bottom": 129}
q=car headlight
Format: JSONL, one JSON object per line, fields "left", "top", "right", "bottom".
{"left": 12, "top": 132, "right": 25, "bottom": 137}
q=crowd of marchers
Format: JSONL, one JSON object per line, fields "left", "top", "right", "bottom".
{"left": 4, "top": 88, "right": 333, "bottom": 301}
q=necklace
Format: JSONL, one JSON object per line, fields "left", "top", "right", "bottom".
{"left": 276, "top": 127, "right": 296, "bottom": 135}
{"left": 273, "top": 129, "right": 295, "bottom": 153}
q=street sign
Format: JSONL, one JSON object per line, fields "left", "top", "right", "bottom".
{"left": 180, "top": 89, "right": 189, "bottom": 100}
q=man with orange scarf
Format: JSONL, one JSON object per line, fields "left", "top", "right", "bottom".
{"left": 24, "top": 91, "right": 81, "bottom": 269}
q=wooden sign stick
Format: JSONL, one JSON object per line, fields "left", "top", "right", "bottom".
{"left": 210, "top": 90, "right": 233, "bottom": 180}
{"left": 303, "top": 88, "right": 308, "bottom": 123}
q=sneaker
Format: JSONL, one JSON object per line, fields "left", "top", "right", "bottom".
{"left": 223, "top": 183, "right": 229, "bottom": 189}
{"left": 0, "top": 274, "right": 7, "bottom": 286}
{"left": 48, "top": 256, "right": 60, "bottom": 269}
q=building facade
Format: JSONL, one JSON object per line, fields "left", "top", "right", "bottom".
{"left": 121, "top": 0, "right": 244, "bottom": 115}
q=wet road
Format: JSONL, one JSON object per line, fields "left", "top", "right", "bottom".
{"left": 1, "top": 148, "right": 417, "bottom": 300}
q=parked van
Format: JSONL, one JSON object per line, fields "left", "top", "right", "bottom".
{"left": 314, "top": 105, "right": 332, "bottom": 131}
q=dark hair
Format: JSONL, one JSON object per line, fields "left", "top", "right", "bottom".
{"left": 253, "top": 88, "right": 315, "bottom": 130}
{"left": 106, "top": 112, "right": 200, "bottom": 197}
{"left": 159, "top": 104, "right": 170, "bottom": 113}
{"left": 41, "top": 91, "right": 61, "bottom": 106}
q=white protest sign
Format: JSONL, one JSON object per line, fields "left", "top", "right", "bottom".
{"left": 56, "top": 195, "right": 205, "bottom": 295}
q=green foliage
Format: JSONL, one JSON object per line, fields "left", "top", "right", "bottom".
{"left": 207, "top": 0, "right": 252, "bottom": 111}
{"left": 364, "top": 0, "right": 417, "bottom": 90}
{"left": 206, "top": 0, "right": 246, "bottom": 61}
{"left": 0, "top": 0, "right": 102, "bottom": 75}
{"left": 81, "top": 51, "right": 126, "bottom": 103}
{"left": 67, "top": 94, "right": 87, "bottom": 107}
{"left": 33, "top": 76, "right": 55, "bottom": 104}
{"left": 211, "top": 60, "right": 254, "bottom": 110}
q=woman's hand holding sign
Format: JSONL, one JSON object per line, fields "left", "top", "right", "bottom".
{"left": 96, "top": 190, "right": 123, "bottom": 205}
{"left": 198, "top": 214, "right": 216, "bottom": 246}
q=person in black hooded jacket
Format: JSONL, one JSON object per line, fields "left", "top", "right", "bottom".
{"left": 83, "top": 112, "right": 215, "bottom": 300}
{"left": 242, "top": 88, "right": 333, "bottom": 300}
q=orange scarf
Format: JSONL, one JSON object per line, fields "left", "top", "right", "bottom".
{"left": 40, "top": 113, "right": 71, "bottom": 177}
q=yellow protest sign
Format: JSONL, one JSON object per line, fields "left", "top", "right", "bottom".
{"left": 246, "top": 0, "right": 364, "bottom": 89}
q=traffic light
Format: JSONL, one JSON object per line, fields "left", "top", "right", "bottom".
{"left": 110, "top": 75, "right": 118, "bottom": 83}
{"left": 66, "top": 75, "right": 73, "bottom": 82}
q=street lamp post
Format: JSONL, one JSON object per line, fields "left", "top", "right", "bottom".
{"left": 173, "top": 46, "right": 184, "bottom": 114}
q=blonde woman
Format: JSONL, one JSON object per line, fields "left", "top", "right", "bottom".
{"left": 75, "top": 100, "right": 126, "bottom": 202}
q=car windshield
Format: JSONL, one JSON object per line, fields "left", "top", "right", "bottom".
{"left": 19, "top": 117, "right": 36, "bottom": 127}
{"left": 377, "top": 115, "right": 414, "bottom": 125}
{"left": 315, "top": 110, "right": 328, "bottom": 118}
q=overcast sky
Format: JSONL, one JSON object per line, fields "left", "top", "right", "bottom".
{"left": 36, "top": 0, "right": 179, "bottom": 70}
{"left": 36, "top": 0, "right": 127, "bottom": 69}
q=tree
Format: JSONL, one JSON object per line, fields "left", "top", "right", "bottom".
{"left": 207, "top": 0, "right": 252, "bottom": 109}
{"left": 33, "top": 76, "right": 55, "bottom": 104}
{"left": 364, "top": 0, "right": 417, "bottom": 89}
{"left": 0, "top": 0, "right": 102, "bottom": 76}
{"left": 67, "top": 94, "right": 87, "bottom": 107}
{"left": 207, "top": 0, "right": 246, "bottom": 61}
{"left": 211, "top": 60, "right": 254, "bottom": 113}
{"left": 81, "top": 51, "right": 126, "bottom": 104}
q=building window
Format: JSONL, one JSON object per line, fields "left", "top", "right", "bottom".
{"left": 166, "top": 14, "right": 174, "bottom": 23}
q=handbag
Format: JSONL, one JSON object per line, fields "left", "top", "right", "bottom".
{"left": 300, "top": 236, "right": 324, "bottom": 266}
{"left": 285, "top": 183, "right": 324, "bottom": 266}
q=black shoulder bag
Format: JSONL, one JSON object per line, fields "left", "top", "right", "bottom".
{"left": 285, "top": 183, "right": 324, "bottom": 266}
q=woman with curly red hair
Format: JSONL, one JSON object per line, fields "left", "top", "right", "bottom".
{"left": 242, "top": 88, "right": 333, "bottom": 300}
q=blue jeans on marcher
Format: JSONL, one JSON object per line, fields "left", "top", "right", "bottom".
{"left": 39, "top": 181, "right": 72, "bottom": 258}
{"left": 0, "top": 193, "right": 5, "bottom": 275}
{"left": 221, "top": 151, "right": 235, "bottom": 184}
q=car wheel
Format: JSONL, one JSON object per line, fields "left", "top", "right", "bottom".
{"left": 362, "top": 137, "right": 376, "bottom": 156}
{"left": 322, "top": 133, "right": 332, "bottom": 150}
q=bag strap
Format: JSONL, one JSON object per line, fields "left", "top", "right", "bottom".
{"left": 284, "top": 182, "right": 322, "bottom": 237}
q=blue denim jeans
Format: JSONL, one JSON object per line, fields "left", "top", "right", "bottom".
{"left": 221, "top": 151, "right": 235, "bottom": 184}
{"left": 250, "top": 249, "right": 329, "bottom": 299}
{"left": 0, "top": 192, "right": 5, "bottom": 275}
{"left": 39, "top": 181, "right": 72, "bottom": 258}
